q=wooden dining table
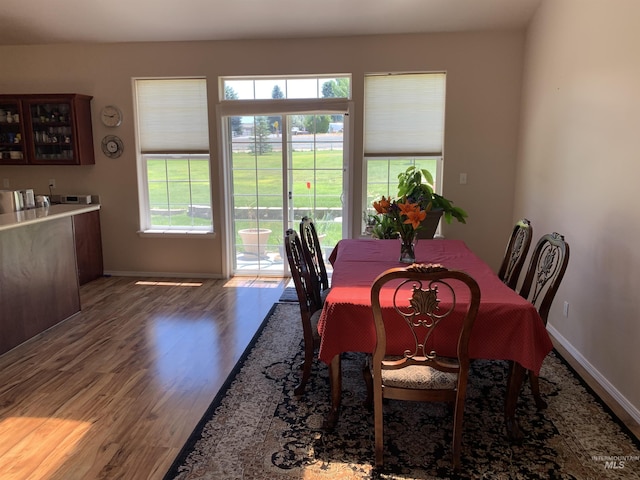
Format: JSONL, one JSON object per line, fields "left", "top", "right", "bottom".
{"left": 317, "top": 238, "right": 553, "bottom": 440}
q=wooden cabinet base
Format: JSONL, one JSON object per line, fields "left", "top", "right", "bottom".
{"left": 0, "top": 217, "right": 80, "bottom": 355}
{"left": 74, "top": 210, "right": 104, "bottom": 285}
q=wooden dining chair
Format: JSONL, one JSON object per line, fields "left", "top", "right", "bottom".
{"left": 518, "top": 232, "right": 570, "bottom": 409}
{"left": 284, "top": 228, "right": 323, "bottom": 396}
{"left": 299, "top": 216, "right": 330, "bottom": 307}
{"left": 497, "top": 218, "right": 533, "bottom": 290}
{"left": 363, "top": 263, "right": 481, "bottom": 470}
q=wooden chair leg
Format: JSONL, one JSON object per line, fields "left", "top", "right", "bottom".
{"left": 294, "top": 350, "right": 312, "bottom": 396}
{"left": 323, "top": 355, "right": 342, "bottom": 430}
{"left": 294, "top": 322, "right": 315, "bottom": 396}
{"left": 505, "top": 360, "right": 527, "bottom": 442}
{"left": 529, "top": 371, "right": 548, "bottom": 409}
{"left": 374, "top": 389, "right": 384, "bottom": 467}
{"left": 451, "top": 387, "right": 466, "bottom": 471}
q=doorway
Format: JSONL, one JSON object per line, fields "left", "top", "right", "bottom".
{"left": 226, "top": 113, "right": 347, "bottom": 275}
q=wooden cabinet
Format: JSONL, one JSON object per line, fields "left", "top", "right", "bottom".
{"left": 0, "top": 216, "right": 81, "bottom": 355}
{"left": 73, "top": 210, "right": 104, "bottom": 285}
{"left": 0, "top": 93, "right": 95, "bottom": 165}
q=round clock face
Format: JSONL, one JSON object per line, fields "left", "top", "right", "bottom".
{"left": 100, "top": 105, "right": 122, "bottom": 127}
{"left": 101, "top": 135, "right": 123, "bottom": 158}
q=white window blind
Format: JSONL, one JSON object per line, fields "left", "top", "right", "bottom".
{"left": 364, "top": 73, "right": 445, "bottom": 156}
{"left": 137, "top": 79, "right": 209, "bottom": 153}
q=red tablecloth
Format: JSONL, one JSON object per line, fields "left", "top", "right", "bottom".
{"left": 317, "top": 238, "right": 553, "bottom": 374}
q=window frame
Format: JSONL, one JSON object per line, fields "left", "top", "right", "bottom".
{"left": 134, "top": 77, "right": 213, "bottom": 236}
{"left": 221, "top": 74, "right": 351, "bottom": 101}
{"left": 139, "top": 153, "right": 213, "bottom": 234}
{"left": 363, "top": 72, "right": 446, "bottom": 233}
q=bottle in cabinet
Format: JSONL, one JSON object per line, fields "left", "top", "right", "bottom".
{"left": 0, "top": 100, "right": 27, "bottom": 164}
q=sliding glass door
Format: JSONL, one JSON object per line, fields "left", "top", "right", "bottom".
{"left": 226, "top": 113, "right": 346, "bottom": 275}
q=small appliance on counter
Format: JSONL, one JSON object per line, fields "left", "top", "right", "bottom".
{"left": 0, "top": 190, "right": 23, "bottom": 214}
{"left": 0, "top": 189, "right": 37, "bottom": 213}
{"left": 35, "top": 195, "right": 51, "bottom": 208}
{"left": 51, "top": 194, "right": 93, "bottom": 205}
{"left": 20, "top": 189, "right": 35, "bottom": 209}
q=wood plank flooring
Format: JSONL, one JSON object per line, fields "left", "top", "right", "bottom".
{"left": 0, "top": 275, "right": 286, "bottom": 480}
{"left": 1, "top": 275, "right": 637, "bottom": 480}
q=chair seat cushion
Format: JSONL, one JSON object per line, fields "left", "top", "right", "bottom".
{"left": 320, "top": 287, "right": 331, "bottom": 305}
{"left": 380, "top": 358, "right": 458, "bottom": 390}
{"left": 311, "top": 309, "right": 322, "bottom": 342}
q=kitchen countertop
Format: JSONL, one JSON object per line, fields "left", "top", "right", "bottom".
{"left": 0, "top": 204, "right": 101, "bottom": 232}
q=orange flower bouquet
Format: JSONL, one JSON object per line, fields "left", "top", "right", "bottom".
{"left": 371, "top": 195, "right": 431, "bottom": 263}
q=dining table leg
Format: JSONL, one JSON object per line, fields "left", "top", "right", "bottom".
{"left": 505, "top": 360, "right": 526, "bottom": 442}
{"left": 323, "top": 354, "right": 342, "bottom": 430}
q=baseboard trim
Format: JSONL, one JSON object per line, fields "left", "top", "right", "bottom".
{"left": 103, "top": 270, "right": 225, "bottom": 279}
{"left": 548, "top": 324, "right": 640, "bottom": 430}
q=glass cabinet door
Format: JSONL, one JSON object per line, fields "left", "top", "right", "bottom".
{"left": 0, "top": 100, "right": 27, "bottom": 164}
{"left": 27, "top": 101, "right": 75, "bottom": 163}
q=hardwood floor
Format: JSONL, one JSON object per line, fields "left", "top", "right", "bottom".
{"left": 1, "top": 276, "right": 637, "bottom": 480}
{"left": 0, "top": 275, "right": 287, "bottom": 480}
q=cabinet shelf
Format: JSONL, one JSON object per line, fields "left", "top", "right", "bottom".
{"left": 32, "top": 122, "right": 71, "bottom": 127}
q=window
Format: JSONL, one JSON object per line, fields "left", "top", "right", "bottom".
{"left": 135, "top": 78, "right": 212, "bottom": 234}
{"left": 221, "top": 75, "right": 350, "bottom": 101}
{"left": 363, "top": 73, "right": 446, "bottom": 223}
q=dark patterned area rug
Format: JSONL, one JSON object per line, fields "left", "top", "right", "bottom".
{"left": 278, "top": 286, "right": 299, "bottom": 303}
{"left": 164, "top": 304, "right": 640, "bottom": 480}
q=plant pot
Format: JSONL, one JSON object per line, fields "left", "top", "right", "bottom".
{"left": 239, "top": 228, "right": 272, "bottom": 256}
{"left": 416, "top": 209, "right": 444, "bottom": 239}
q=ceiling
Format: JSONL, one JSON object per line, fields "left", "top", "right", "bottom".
{"left": 0, "top": 0, "right": 541, "bottom": 47}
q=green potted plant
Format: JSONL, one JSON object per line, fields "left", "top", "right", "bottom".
{"left": 368, "top": 166, "right": 467, "bottom": 242}
{"left": 366, "top": 211, "right": 398, "bottom": 240}
{"left": 397, "top": 166, "right": 467, "bottom": 225}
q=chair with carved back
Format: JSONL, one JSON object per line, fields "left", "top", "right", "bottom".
{"left": 518, "top": 232, "right": 570, "bottom": 409}
{"left": 299, "top": 216, "right": 330, "bottom": 307}
{"left": 284, "top": 228, "right": 322, "bottom": 396}
{"left": 497, "top": 218, "right": 533, "bottom": 290}
{"left": 363, "top": 264, "right": 481, "bottom": 470}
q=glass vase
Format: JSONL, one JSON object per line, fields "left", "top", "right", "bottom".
{"left": 399, "top": 234, "right": 417, "bottom": 264}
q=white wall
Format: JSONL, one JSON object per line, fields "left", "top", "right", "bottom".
{"left": 0, "top": 31, "right": 525, "bottom": 276}
{"left": 516, "top": 0, "right": 640, "bottom": 419}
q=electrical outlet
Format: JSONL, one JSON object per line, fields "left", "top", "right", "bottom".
{"left": 563, "top": 301, "right": 569, "bottom": 317}
{"left": 48, "top": 178, "right": 56, "bottom": 189}
{"left": 2, "top": 178, "right": 9, "bottom": 188}
{"left": 459, "top": 173, "right": 467, "bottom": 185}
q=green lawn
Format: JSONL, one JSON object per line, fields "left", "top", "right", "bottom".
{"left": 147, "top": 157, "right": 212, "bottom": 228}
{"left": 365, "top": 158, "right": 438, "bottom": 207}
{"left": 231, "top": 149, "right": 344, "bottom": 208}
{"left": 146, "top": 152, "right": 437, "bottom": 249}
{"left": 146, "top": 150, "right": 345, "bottom": 246}
{"left": 231, "top": 149, "right": 344, "bottom": 247}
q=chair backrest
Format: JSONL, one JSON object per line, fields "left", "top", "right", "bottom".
{"left": 299, "top": 216, "right": 329, "bottom": 298}
{"left": 370, "top": 264, "right": 481, "bottom": 374}
{"left": 497, "top": 218, "right": 533, "bottom": 290}
{"left": 518, "top": 232, "right": 570, "bottom": 325}
{"left": 284, "top": 228, "right": 321, "bottom": 316}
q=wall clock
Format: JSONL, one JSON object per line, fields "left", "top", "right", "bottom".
{"left": 101, "top": 135, "right": 124, "bottom": 158}
{"left": 100, "top": 105, "right": 122, "bottom": 127}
